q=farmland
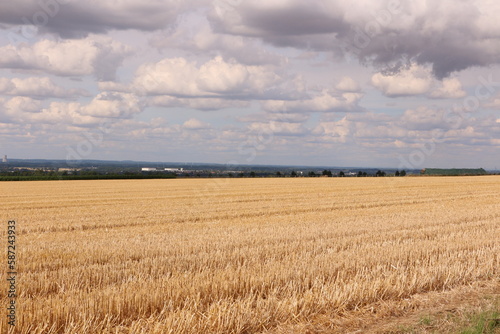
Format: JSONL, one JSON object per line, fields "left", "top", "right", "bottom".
{"left": 1, "top": 176, "right": 499, "bottom": 333}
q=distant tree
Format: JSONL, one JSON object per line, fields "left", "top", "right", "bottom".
{"left": 249, "top": 171, "right": 256, "bottom": 177}
{"left": 276, "top": 171, "right": 282, "bottom": 177}
{"left": 34, "top": 168, "right": 45, "bottom": 176}
{"left": 395, "top": 170, "right": 400, "bottom": 176}
{"left": 322, "top": 170, "right": 332, "bottom": 177}
{"left": 400, "top": 170, "right": 406, "bottom": 176}
{"left": 238, "top": 173, "right": 244, "bottom": 177}
{"left": 363, "top": 172, "right": 367, "bottom": 177}
{"left": 339, "top": 171, "right": 345, "bottom": 177}
{"left": 376, "top": 170, "right": 386, "bottom": 177}
{"left": 357, "top": 171, "right": 363, "bottom": 177}
{"left": 291, "top": 171, "right": 297, "bottom": 177}
{"left": 308, "top": 171, "right": 316, "bottom": 177}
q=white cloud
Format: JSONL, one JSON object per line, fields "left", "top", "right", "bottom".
{"left": 335, "top": 76, "right": 361, "bottom": 92}
{"left": 371, "top": 64, "right": 467, "bottom": 99}
{"left": 1, "top": 92, "right": 142, "bottom": 126}
{"left": 0, "top": 36, "right": 133, "bottom": 80}
{"left": 312, "top": 117, "right": 353, "bottom": 142}
{"left": 4, "top": 96, "right": 42, "bottom": 114}
{"left": 133, "top": 56, "right": 290, "bottom": 99}
{"left": 429, "top": 78, "right": 466, "bottom": 99}
{"left": 371, "top": 64, "right": 432, "bottom": 97}
{"left": 81, "top": 92, "right": 142, "bottom": 118}
{"left": 183, "top": 118, "right": 210, "bottom": 130}
{"left": 263, "top": 90, "right": 363, "bottom": 113}
{"left": 0, "top": 77, "right": 87, "bottom": 98}
{"left": 133, "top": 57, "right": 200, "bottom": 96}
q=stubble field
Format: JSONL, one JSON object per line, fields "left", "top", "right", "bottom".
{"left": 1, "top": 176, "right": 499, "bottom": 333}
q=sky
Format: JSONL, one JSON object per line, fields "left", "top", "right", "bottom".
{"left": 0, "top": 0, "right": 499, "bottom": 169}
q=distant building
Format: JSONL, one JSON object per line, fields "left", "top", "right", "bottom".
{"left": 2, "top": 155, "right": 6, "bottom": 163}
{"left": 141, "top": 167, "right": 158, "bottom": 172}
{"left": 164, "top": 168, "right": 183, "bottom": 172}
{"left": 421, "top": 168, "right": 487, "bottom": 176}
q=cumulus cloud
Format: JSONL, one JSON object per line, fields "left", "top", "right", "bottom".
{"left": 0, "top": 0, "right": 185, "bottom": 38}
{"left": 371, "top": 64, "right": 467, "bottom": 98}
{"left": 81, "top": 92, "right": 142, "bottom": 118}
{"left": 312, "top": 117, "right": 353, "bottom": 143}
{"left": 335, "top": 76, "right": 361, "bottom": 92}
{"left": 183, "top": 118, "right": 210, "bottom": 130}
{"left": 0, "top": 92, "right": 142, "bottom": 126}
{"left": 4, "top": 96, "right": 42, "bottom": 114}
{"left": 0, "top": 36, "right": 133, "bottom": 80}
{"left": 0, "top": 77, "right": 87, "bottom": 98}
{"left": 263, "top": 89, "right": 364, "bottom": 113}
{"left": 133, "top": 56, "right": 294, "bottom": 99}
{"left": 371, "top": 63, "right": 432, "bottom": 97}
{"left": 429, "top": 77, "right": 467, "bottom": 99}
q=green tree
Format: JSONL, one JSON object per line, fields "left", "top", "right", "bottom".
{"left": 339, "top": 171, "right": 345, "bottom": 177}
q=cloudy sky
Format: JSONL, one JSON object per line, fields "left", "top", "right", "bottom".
{"left": 0, "top": 0, "right": 499, "bottom": 169}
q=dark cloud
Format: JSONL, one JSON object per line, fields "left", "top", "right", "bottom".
{"left": 0, "top": 0, "right": 182, "bottom": 38}
{"left": 209, "top": 0, "right": 500, "bottom": 78}
{"left": 240, "top": 3, "right": 346, "bottom": 36}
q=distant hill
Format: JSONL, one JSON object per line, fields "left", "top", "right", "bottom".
{"left": 421, "top": 168, "right": 488, "bottom": 176}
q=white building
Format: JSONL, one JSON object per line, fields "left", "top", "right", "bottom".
{"left": 164, "top": 168, "right": 183, "bottom": 172}
{"left": 141, "top": 167, "right": 158, "bottom": 172}
{"left": 2, "top": 155, "right": 6, "bottom": 163}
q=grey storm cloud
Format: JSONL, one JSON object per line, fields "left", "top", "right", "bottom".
{"left": 0, "top": 0, "right": 183, "bottom": 38}
{"left": 3, "top": 0, "right": 500, "bottom": 78}
{"left": 209, "top": 0, "right": 500, "bottom": 78}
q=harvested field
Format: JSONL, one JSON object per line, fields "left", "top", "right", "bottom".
{"left": 1, "top": 176, "right": 499, "bottom": 333}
